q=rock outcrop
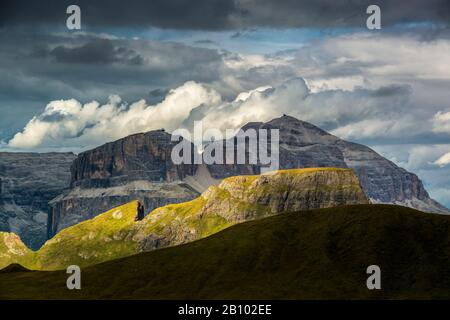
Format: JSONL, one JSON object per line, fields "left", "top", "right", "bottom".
{"left": 70, "top": 129, "right": 196, "bottom": 188}
{"left": 0, "top": 152, "right": 75, "bottom": 249}
{"left": 3, "top": 168, "right": 369, "bottom": 270}
{"left": 48, "top": 130, "right": 199, "bottom": 237}
{"left": 207, "top": 115, "right": 449, "bottom": 214}
{"left": 0, "top": 232, "right": 34, "bottom": 270}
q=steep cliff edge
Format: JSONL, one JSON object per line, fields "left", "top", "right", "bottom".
{"left": 48, "top": 130, "right": 199, "bottom": 237}
{"left": 69, "top": 129, "right": 195, "bottom": 188}
{"left": 3, "top": 168, "right": 369, "bottom": 270}
{"left": 0, "top": 152, "right": 75, "bottom": 250}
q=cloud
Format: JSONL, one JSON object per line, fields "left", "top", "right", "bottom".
{"left": 372, "top": 144, "right": 450, "bottom": 207}
{"left": 434, "top": 152, "right": 450, "bottom": 167}
{"left": 289, "top": 33, "right": 450, "bottom": 83}
{"left": 5, "top": 77, "right": 435, "bottom": 151}
{"left": 1, "top": 0, "right": 448, "bottom": 29}
{"left": 48, "top": 39, "right": 145, "bottom": 65}
{"left": 8, "top": 81, "right": 221, "bottom": 150}
{"left": 0, "top": 33, "right": 235, "bottom": 136}
{"left": 433, "top": 111, "right": 450, "bottom": 133}
{"left": 3, "top": 30, "right": 450, "bottom": 149}
{"left": 0, "top": 0, "right": 238, "bottom": 30}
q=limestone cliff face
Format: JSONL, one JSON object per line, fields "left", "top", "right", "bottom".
{"left": 2, "top": 168, "right": 369, "bottom": 270}
{"left": 48, "top": 130, "right": 199, "bottom": 237}
{"left": 70, "top": 130, "right": 195, "bottom": 188}
{"left": 0, "top": 152, "right": 75, "bottom": 250}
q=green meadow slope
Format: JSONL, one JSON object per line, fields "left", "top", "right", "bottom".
{"left": 1, "top": 204, "right": 450, "bottom": 300}
{"left": 1, "top": 168, "right": 368, "bottom": 270}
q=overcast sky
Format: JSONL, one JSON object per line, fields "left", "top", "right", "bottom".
{"left": 0, "top": 0, "right": 449, "bottom": 207}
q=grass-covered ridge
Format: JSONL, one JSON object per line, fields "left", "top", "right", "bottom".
{"left": 0, "top": 167, "right": 368, "bottom": 270}
{"left": 2, "top": 204, "right": 450, "bottom": 300}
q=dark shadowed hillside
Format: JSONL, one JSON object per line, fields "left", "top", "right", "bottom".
{"left": 1, "top": 204, "right": 450, "bottom": 300}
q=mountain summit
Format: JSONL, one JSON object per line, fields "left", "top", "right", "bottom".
{"left": 207, "top": 115, "right": 448, "bottom": 214}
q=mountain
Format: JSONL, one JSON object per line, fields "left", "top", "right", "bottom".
{"left": 0, "top": 168, "right": 368, "bottom": 270}
{"left": 207, "top": 115, "right": 448, "bottom": 214}
{"left": 48, "top": 130, "right": 199, "bottom": 237}
{"left": 37, "top": 115, "right": 449, "bottom": 244}
{"left": 2, "top": 204, "right": 450, "bottom": 300}
{"left": 0, "top": 152, "right": 76, "bottom": 249}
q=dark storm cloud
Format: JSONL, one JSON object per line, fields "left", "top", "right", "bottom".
{"left": 0, "top": 0, "right": 238, "bottom": 30}
{"left": 0, "top": 32, "right": 229, "bottom": 135}
{"left": 0, "top": 0, "right": 448, "bottom": 29}
{"left": 48, "top": 39, "right": 145, "bottom": 65}
{"left": 370, "top": 85, "right": 412, "bottom": 98}
{"left": 236, "top": 0, "right": 449, "bottom": 28}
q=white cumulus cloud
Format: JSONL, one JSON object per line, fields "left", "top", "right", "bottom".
{"left": 434, "top": 152, "right": 450, "bottom": 167}
{"left": 8, "top": 81, "right": 221, "bottom": 151}
{"left": 433, "top": 111, "right": 450, "bottom": 134}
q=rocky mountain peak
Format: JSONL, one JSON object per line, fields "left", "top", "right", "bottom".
{"left": 208, "top": 115, "right": 449, "bottom": 214}
{"left": 70, "top": 129, "right": 196, "bottom": 189}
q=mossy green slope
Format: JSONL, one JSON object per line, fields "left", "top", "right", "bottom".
{"left": 1, "top": 204, "right": 450, "bottom": 300}
{"left": 35, "top": 201, "right": 140, "bottom": 270}
{"left": 1, "top": 168, "right": 368, "bottom": 270}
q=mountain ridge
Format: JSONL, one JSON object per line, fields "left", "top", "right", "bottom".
{"left": 0, "top": 167, "right": 369, "bottom": 270}
{"left": 1, "top": 115, "right": 447, "bottom": 250}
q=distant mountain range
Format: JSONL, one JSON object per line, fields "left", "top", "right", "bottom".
{"left": 0, "top": 115, "right": 448, "bottom": 250}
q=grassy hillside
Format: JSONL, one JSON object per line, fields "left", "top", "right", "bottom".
{"left": 1, "top": 204, "right": 450, "bottom": 300}
{"left": 35, "top": 201, "right": 140, "bottom": 270}
{"left": 0, "top": 168, "right": 368, "bottom": 270}
{"left": 0, "top": 233, "right": 35, "bottom": 270}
